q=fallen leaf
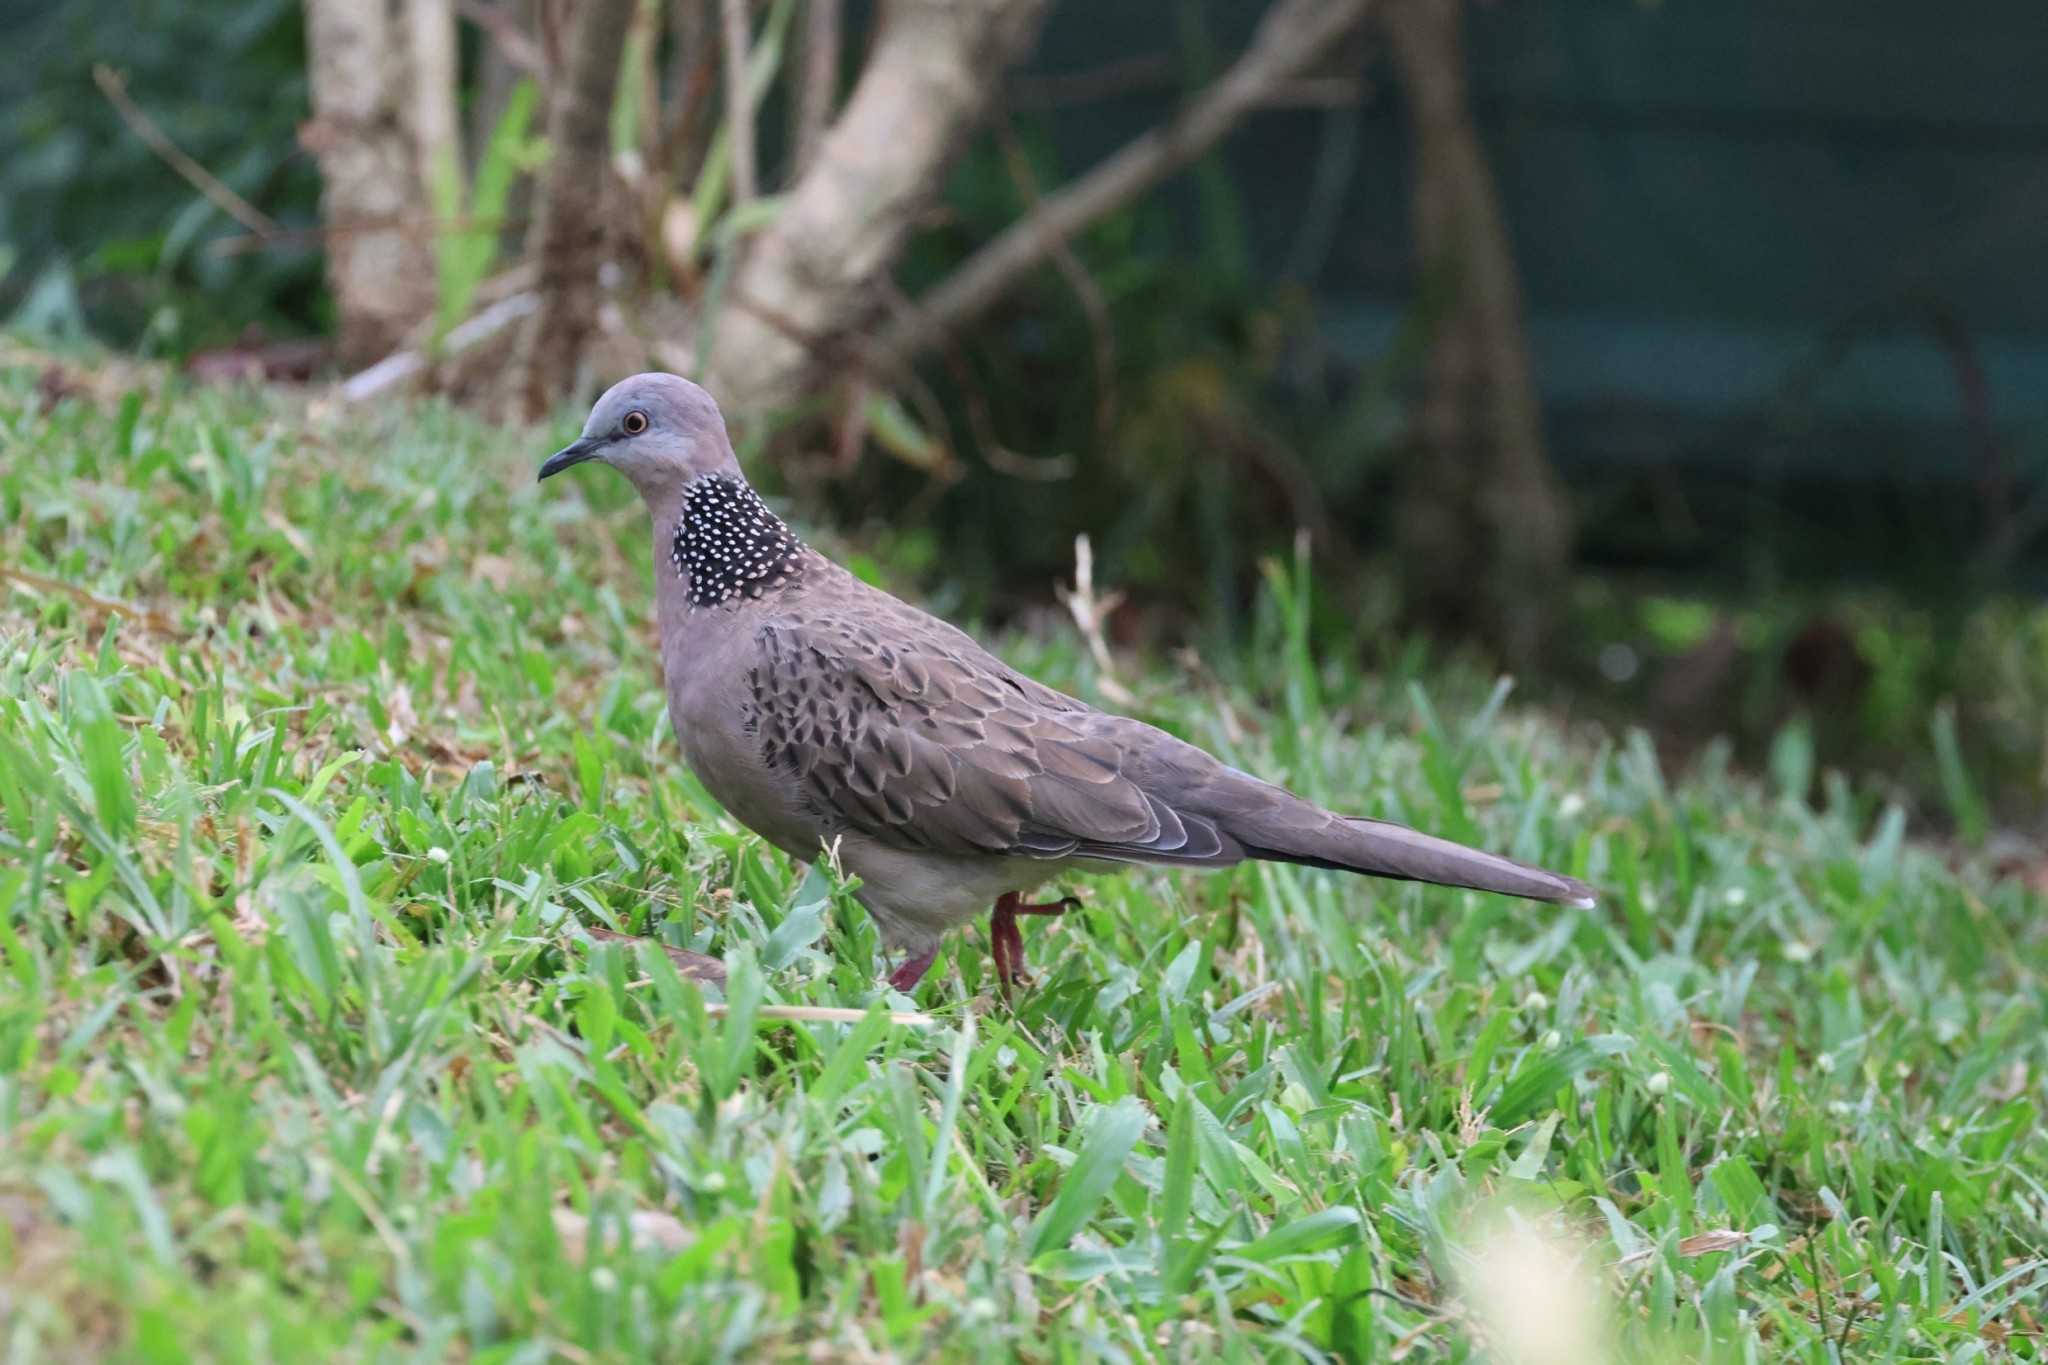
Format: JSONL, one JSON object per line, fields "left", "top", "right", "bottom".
{"left": 1677, "top": 1229, "right": 1749, "bottom": 1257}
{"left": 730, "top": 1004, "right": 934, "bottom": 1028}
{"left": 383, "top": 682, "right": 418, "bottom": 749}
{"left": 580, "top": 925, "right": 726, "bottom": 984}
{"left": 551, "top": 1206, "right": 692, "bottom": 1260}
{"left": 473, "top": 554, "right": 517, "bottom": 591}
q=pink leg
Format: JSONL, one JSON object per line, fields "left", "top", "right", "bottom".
{"left": 988, "top": 892, "right": 1080, "bottom": 990}
{"left": 991, "top": 905, "right": 1023, "bottom": 985}
{"left": 888, "top": 945, "right": 939, "bottom": 994}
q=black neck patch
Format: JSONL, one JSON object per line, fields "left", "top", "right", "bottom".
{"left": 672, "top": 474, "right": 806, "bottom": 608}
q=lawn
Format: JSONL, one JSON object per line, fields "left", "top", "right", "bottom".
{"left": 1, "top": 362, "right": 2043, "bottom": 1362}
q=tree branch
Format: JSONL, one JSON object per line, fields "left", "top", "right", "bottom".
{"left": 691, "top": 0, "right": 1052, "bottom": 414}
{"left": 93, "top": 64, "right": 281, "bottom": 238}
{"left": 458, "top": 0, "right": 544, "bottom": 73}
{"left": 344, "top": 289, "right": 539, "bottom": 403}
{"left": 877, "top": 0, "right": 1372, "bottom": 363}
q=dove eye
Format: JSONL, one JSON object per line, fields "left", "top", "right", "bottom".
{"left": 621, "top": 410, "right": 649, "bottom": 436}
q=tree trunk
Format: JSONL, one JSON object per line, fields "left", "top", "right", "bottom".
{"left": 302, "top": 0, "right": 437, "bottom": 368}
{"left": 1383, "top": 0, "right": 1569, "bottom": 664}
{"left": 685, "top": 0, "right": 1052, "bottom": 415}
{"left": 408, "top": 0, "right": 461, "bottom": 193}
{"left": 516, "top": 0, "right": 638, "bottom": 419}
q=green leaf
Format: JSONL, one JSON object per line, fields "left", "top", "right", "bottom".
{"left": 920, "top": 1016, "right": 975, "bottom": 1216}
{"left": 578, "top": 981, "right": 617, "bottom": 1056}
{"left": 69, "top": 671, "right": 134, "bottom": 838}
{"left": 1931, "top": 702, "right": 1988, "bottom": 847}
{"left": 1708, "top": 1155, "right": 1771, "bottom": 1227}
{"left": 812, "top": 1005, "right": 893, "bottom": 1108}
{"left": 761, "top": 897, "right": 826, "bottom": 969}
{"left": 1235, "top": 1206, "right": 1361, "bottom": 1263}
{"left": 862, "top": 392, "right": 949, "bottom": 474}
{"left": 1467, "top": 1005, "right": 1513, "bottom": 1090}
{"left": 1160, "top": 1086, "right": 1198, "bottom": 1252}
{"left": 433, "top": 79, "right": 539, "bottom": 341}
{"left": 706, "top": 945, "right": 761, "bottom": 1100}
{"left": 572, "top": 729, "right": 604, "bottom": 810}
{"left": 1492, "top": 1039, "right": 1617, "bottom": 1128}
{"left": 1507, "top": 1112, "right": 1562, "bottom": 1180}
{"left": 1030, "top": 1097, "right": 1147, "bottom": 1260}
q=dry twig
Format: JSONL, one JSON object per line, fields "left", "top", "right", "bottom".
{"left": 1055, "top": 535, "right": 1134, "bottom": 706}
{"left": 0, "top": 565, "right": 179, "bottom": 634}
{"left": 793, "top": 0, "right": 840, "bottom": 173}
{"left": 341, "top": 290, "right": 538, "bottom": 402}
{"left": 458, "top": 0, "right": 545, "bottom": 72}
{"left": 993, "top": 113, "right": 1116, "bottom": 442}
{"left": 92, "top": 64, "right": 282, "bottom": 239}
{"left": 719, "top": 0, "right": 758, "bottom": 202}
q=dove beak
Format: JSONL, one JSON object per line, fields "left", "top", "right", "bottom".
{"left": 538, "top": 438, "right": 602, "bottom": 481}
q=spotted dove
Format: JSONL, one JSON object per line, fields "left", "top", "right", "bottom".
{"left": 539, "top": 374, "right": 1595, "bottom": 993}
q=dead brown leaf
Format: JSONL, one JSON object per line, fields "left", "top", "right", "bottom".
{"left": 551, "top": 1206, "right": 692, "bottom": 1260}
{"left": 580, "top": 925, "right": 726, "bottom": 984}
{"left": 0, "top": 565, "right": 179, "bottom": 634}
{"left": 1677, "top": 1229, "right": 1750, "bottom": 1257}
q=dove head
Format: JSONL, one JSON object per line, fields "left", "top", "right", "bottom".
{"left": 538, "top": 373, "right": 741, "bottom": 502}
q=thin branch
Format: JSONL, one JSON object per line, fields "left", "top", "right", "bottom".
{"left": 720, "top": 1004, "right": 936, "bottom": 1027}
{"left": 92, "top": 64, "right": 282, "bottom": 238}
{"left": 0, "top": 565, "right": 179, "bottom": 634}
{"left": 1008, "top": 52, "right": 1175, "bottom": 112}
{"left": 877, "top": 0, "right": 1373, "bottom": 361}
{"left": 458, "top": 0, "right": 544, "bottom": 73}
{"left": 719, "top": 0, "right": 758, "bottom": 202}
{"left": 876, "top": 276, "right": 1076, "bottom": 484}
{"left": 993, "top": 112, "right": 1116, "bottom": 443}
{"left": 793, "top": 0, "right": 840, "bottom": 173}
{"left": 209, "top": 211, "right": 530, "bottom": 258}
{"left": 1269, "top": 75, "right": 1368, "bottom": 107}
{"left": 343, "top": 291, "right": 538, "bottom": 403}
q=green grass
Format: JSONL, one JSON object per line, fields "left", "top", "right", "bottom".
{"left": 1, "top": 362, "right": 2044, "bottom": 1362}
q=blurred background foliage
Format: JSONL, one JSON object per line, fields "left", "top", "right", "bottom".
{"left": 5, "top": 0, "right": 2047, "bottom": 833}
{"left": 1, "top": 0, "right": 326, "bottom": 350}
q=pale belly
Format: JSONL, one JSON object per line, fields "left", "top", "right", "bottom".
{"left": 836, "top": 835, "right": 1073, "bottom": 952}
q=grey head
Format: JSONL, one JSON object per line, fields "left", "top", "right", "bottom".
{"left": 536, "top": 372, "right": 740, "bottom": 502}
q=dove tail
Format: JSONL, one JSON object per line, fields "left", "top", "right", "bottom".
{"left": 1245, "top": 816, "right": 1597, "bottom": 908}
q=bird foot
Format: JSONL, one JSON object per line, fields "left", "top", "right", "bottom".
{"left": 989, "top": 892, "right": 1079, "bottom": 990}
{"left": 887, "top": 945, "right": 938, "bottom": 994}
